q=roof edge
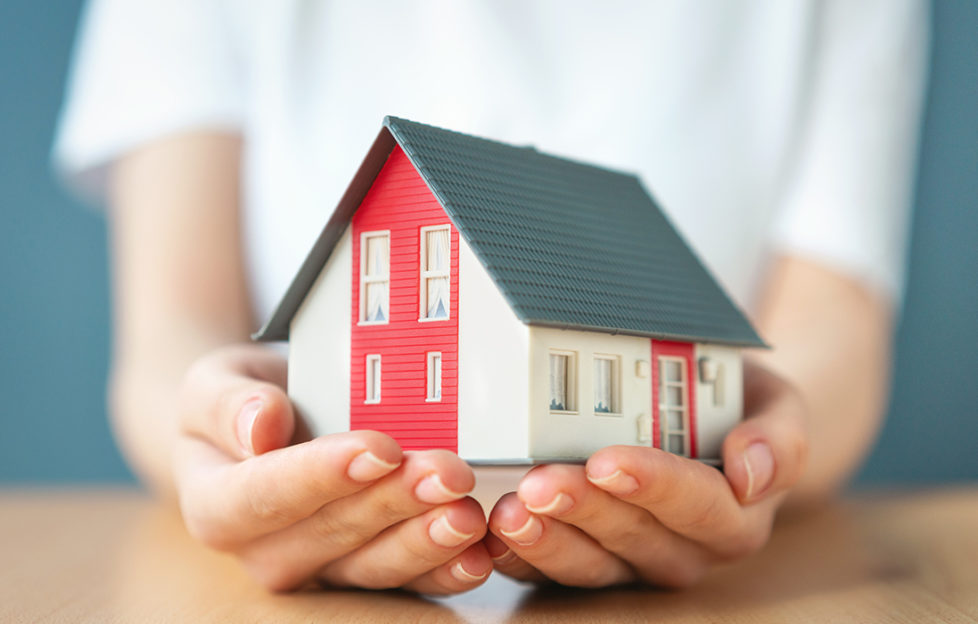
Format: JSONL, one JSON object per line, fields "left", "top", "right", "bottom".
{"left": 521, "top": 320, "right": 768, "bottom": 349}
{"left": 253, "top": 127, "right": 397, "bottom": 341}
{"left": 384, "top": 115, "right": 645, "bottom": 180}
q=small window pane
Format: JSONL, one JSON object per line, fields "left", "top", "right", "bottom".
{"left": 426, "top": 277, "right": 449, "bottom": 319}
{"left": 426, "top": 229, "right": 449, "bottom": 271}
{"left": 667, "top": 409, "right": 683, "bottom": 430}
{"left": 366, "top": 356, "right": 381, "bottom": 403}
{"left": 549, "top": 354, "right": 568, "bottom": 411}
{"left": 427, "top": 353, "right": 442, "bottom": 400}
{"left": 365, "top": 283, "right": 388, "bottom": 322}
{"left": 433, "top": 356, "right": 442, "bottom": 398}
{"left": 665, "top": 385, "right": 683, "bottom": 407}
{"left": 664, "top": 360, "right": 682, "bottom": 382}
{"left": 366, "top": 236, "right": 389, "bottom": 276}
{"left": 667, "top": 434, "right": 685, "bottom": 454}
{"left": 594, "top": 358, "right": 612, "bottom": 413}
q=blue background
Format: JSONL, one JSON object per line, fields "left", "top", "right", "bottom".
{"left": 1, "top": 1, "right": 975, "bottom": 485}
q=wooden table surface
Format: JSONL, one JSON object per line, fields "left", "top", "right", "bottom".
{"left": 1, "top": 486, "right": 976, "bottom": 623}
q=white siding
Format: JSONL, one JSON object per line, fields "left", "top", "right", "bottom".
{"left": 458, "top": 238, "right": 530, "bottom": 461}
{"left": 693, "top": 343, "right": 743, "bottom": 461}
{"left": 528, "top": 327, "right": 653, "bottom": 459}
{"left": 288, "top": 227, "right": 352, "bottom": 436}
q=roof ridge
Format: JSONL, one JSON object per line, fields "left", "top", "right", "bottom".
{"left": 383, "top": 115, "right": 643, "bottom": 181}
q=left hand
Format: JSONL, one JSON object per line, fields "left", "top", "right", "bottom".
{"left": 484, "top": 360, "right": 808, "bottom": 588}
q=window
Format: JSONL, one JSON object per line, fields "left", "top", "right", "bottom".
{"left": 426, "top": 352, "right": 442, "bottom": 401}
{"left": 420, "top": 226, "right": 451, "bottom": 320}
{"left": 360, "top": 232, "right": 390, "bottom": 323}
{"left": 658, "top": 357, "right": 689, "bottom": 455}
{"left": 549, "top": 351, "right": 577, "bottom": 412}
{"left": 365, "top": 354, "right": 381, "bottom": 403}
{"left": 593, "top": 355, "right": 620, "bottom": 414}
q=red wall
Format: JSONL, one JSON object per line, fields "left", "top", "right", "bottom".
{"left": 651, "top": 340, "right": 697, "bottom": 458}
{"left": 350, "top": 146, "right": 460, "bottom": 451}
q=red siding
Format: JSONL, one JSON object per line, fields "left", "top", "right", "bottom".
{"left": 651, "top": 340, "right": 698, "bottom": 458}
{"left": 350, "top": 146, "right": 459, "bottom": 451}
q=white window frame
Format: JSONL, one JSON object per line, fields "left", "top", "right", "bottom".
{"left": 359, "top": 231, "right": 390, "bottom": 325}
{"left": 592, "top": 354, "right": 622, "bottom": 416}
{"left": 426, "top": 351, "right": 442, "bottom": 402}
{"left": 365, "top": 354, "right": 382, "bottom": 404}
{"left": 419, "top": 225, "right": 451, "bottom": 322}
{"left": 658, "top": 356, "right": 690, "bottom": 456}
{"left": 548, "top": 350, "right": 578, "bottom": 414}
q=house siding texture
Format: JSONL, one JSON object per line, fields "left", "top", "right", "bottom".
{"left": 350, "top": 146, "right": 460, "bottom": 451}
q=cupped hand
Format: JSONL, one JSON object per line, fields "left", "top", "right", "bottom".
{"left": 484, "top": 359, "right": 808, "bottom": 588}
{"left": 174, "top": 345, "right": 491, "bottom": 594}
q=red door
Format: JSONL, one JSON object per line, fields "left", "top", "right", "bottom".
{"left": 651, "top": 340, "right": 697, "bottom": 458}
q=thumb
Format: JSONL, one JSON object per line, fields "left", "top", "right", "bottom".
{"left": 722, "top": 362, "right": 809, "bottom": 504}
{"left": 179, "top": 346, "right": 296, "bottom": 460}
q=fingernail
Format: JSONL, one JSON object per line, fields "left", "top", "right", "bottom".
{"left": 347, "top": 451, "right": 400, "bottom": 482}
{"left": 524, "top": 492, "right": 575, "bottom": 516}
{"left": 490, "top": 549, "right": 518, "bottom": 565}
{"left": 500, "top": 515, "right": 543, "bottom": 546}
{"left": 744, "top": 442, "right": 775, "bottom": 500}
{"left": 237, "top": 399, "right": 262, "bottom": 456}
{"left": 414, "top": 474, "right": 468, "bottom": 504}
{"left": 586, "top": 469, "right": 639, "bottom": 495}
{"left": 428, "top": 515, "right": 475, "bottom": 548}
{"left": 450, "top": 561, "right": 489, "bottom": 583}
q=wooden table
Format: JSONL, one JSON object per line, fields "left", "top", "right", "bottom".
{"left": 1, "top": 486, "right": 976, "bottom": 623}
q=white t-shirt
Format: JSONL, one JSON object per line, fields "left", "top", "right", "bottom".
{"left": 55, "top": 0, "right": 928, "bottom": 325}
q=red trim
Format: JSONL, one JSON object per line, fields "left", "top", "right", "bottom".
{"left": 651, "top": 340, "right": 697, "bottom": 458}
{"left": 350, "top": 146, "right": 459, "bottom": 452}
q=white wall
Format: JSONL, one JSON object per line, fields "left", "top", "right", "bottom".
{"left": 693, "top": 344, "right": 743, "bottom": 461}
{"left": 458, "top": 239, "right": 530, "bottom": 461}
{"left": 527, "top": 327, "right": 653, "bottom": 460}
{"left": 288, "top": 227, "right": 352, "bottom": 437}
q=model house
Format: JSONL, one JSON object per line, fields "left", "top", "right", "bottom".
{"left": 254, "top": 116, "right": 765, "bottom": 464}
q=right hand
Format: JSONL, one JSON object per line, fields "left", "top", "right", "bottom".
{"left": 174, "top": 345, "right": 491, "bottom": 593}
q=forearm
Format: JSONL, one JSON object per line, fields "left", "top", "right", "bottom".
{"left": 107, "top": 131, "right": 251, "bottom": 497}
{"left": 753, "top": 255, "right": 893, "bottom": 503}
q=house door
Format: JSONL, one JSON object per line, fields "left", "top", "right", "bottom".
{"left": 651, "top": 340, "right": 696, "bottom": 457}
{"left": 658, "top": 356, "right": 690, "bottom": 456}
{"left": 659, "top": 357, "right": 690, "bottom": 457}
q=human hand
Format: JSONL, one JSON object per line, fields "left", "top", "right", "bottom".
{"left": 175, "top": 345, "right": 491, "bottom": 594}
{"left": 484, "top": 359, "right": 808, "bottom": 587}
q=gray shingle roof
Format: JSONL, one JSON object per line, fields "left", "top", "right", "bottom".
{"left": 255, "top": 116, "right": 765, "bottom": 348}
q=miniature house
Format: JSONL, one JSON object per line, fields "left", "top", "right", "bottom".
{"left": 255, "top": 116, "right": 765, "bottom": 464}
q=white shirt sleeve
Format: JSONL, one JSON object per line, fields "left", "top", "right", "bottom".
{"left": 53, "top": 0, "right": 244, "bottom": 200}
{"left": 771, "top": 0, "right": 929, "bottom": 301}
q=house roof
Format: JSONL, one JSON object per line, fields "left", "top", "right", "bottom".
{"left": 254, "top": 116, "right": 765, "bottom": 348}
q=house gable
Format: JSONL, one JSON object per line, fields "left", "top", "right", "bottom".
{"left": 349, "top": 146, "right": 460, "bottom": 452}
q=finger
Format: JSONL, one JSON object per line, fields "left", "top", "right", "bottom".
{"left": 403, "top": 543, "right": 493, "bottom": 595}
{"left": 488, "top": 492, "right": 634, "bottom": 588}
{"left": 236, "top": 449, "right": 474, "bottom": 590}
{"left": 517, "top": 464, "right": 714, "bottom": 588}
{"left": 318, "top": 497, "right": 486, "bottom": 590}
{"left": 585, "top": 446, "right": 765, "bottom": 558}
{"left": 179, "top": 346, "right": 295, "bottom": 460}
{"left": 723, "top": 361, "right": 809, "bottom": 503}
{"left": 482, "top": 533, "right": 548, "bottom": 584}
{"left": 176, "top": 429, "right": 402, "bottom": 549}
